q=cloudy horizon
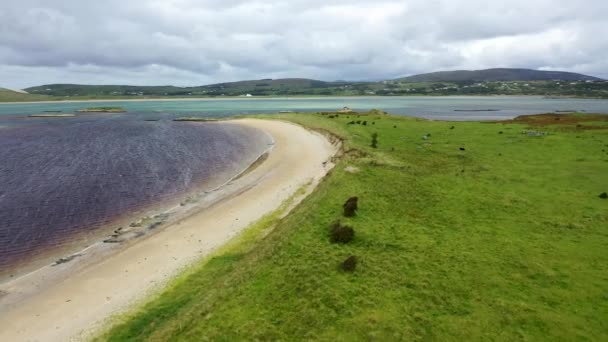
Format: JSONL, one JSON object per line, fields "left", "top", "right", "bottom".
{"left": 1, "top": 0, "right": 607, "bottom": 89}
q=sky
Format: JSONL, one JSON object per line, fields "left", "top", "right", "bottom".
{"left": 1, "top": 0, "right": 607, "bottom": 89}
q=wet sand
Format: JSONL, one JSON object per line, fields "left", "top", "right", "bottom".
{"left": 0, "top": 119, "right": 338, "bottom": 342}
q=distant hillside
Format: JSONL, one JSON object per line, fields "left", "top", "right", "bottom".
{"left": 11, "top": 70, "right": 608, "bottom": 101}
{"left": 25, "top": 78, "right": 349, "bottom": 97}
{"left": 397, "top": 68, "right": 603, "bottom": 82}
{"left": 25, "top": 84, "right": 189, "bottom": 97}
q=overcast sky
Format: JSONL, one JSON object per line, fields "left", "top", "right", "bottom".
{"left": 1, "top": 0, "right": 607, "bottom": 88}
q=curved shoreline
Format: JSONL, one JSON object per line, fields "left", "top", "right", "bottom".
{"left": 0, "top": 119, "right": 338, "bottom": 341}
{"left": 0, "top": 121, "right": 274, "bottom": 284}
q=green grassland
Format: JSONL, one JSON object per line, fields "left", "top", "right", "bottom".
{"left": 101, "top": 112, "right": 608, "bottom": 341}
{"left": 0, "top": 88, "right": 52, "bottom": 102}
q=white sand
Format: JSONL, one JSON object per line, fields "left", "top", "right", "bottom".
{"left": 0, "top": 119, "right": 338, "bottom": 342}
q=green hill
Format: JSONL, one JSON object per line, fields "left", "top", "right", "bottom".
{"left": 9, "top": 68, "right": 608, "bottom": 101}
{"left": 397, "top": 68, "right": 603, "bottom": 82}
{"left": 24, "top": 79, "right": 352, "bottom": 97}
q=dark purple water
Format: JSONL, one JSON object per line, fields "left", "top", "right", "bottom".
{"left": 0, "top": 116, "right": 271, "bottom": 274}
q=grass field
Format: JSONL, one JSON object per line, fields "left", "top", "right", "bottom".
{"left": 0, "top": 88, "right": 51, "bottom": 102}
{"left": 101, "top": 112, "right": 608, "bottom": 341}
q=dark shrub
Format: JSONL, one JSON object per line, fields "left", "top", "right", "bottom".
{"left": 341, "top": 256, "right": 358, "bottom": 272}
{"left": 459, "top": 147, "right": 466, "bottom": 151}
{"left": 450, "top": 126, "right": 455, "bottom": 130}
{"left": 343, "top": 196, "right": 358, "bottom": 217}
{"left": 600, "top": 192, "right": 608, "bottom": 199}
{"left": 362, "top": 121, "right": 367, "bottom": 126}
{"left": 330, "top": 222, "right": 355, "bottom": 243}
{"left": 371, "top": 133, "right": 378, "bottom": 148}
{"left": 356, "top": 120, "right": 361, "bottom": 124}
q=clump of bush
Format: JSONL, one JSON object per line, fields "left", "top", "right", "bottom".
{"left": 600, "top": 192, "right": 608, "bottom": 199}
{"left": 343, "top": 196, "right": 358, "bottom": 217}
{"left": 341, "top": 256, "right": 358, "bottom": 272}
{"left": 371, "top": 133, "right": 378, "bottom": 148}
{"left": 330, "top": 221, "right": 355, "bottom": 243}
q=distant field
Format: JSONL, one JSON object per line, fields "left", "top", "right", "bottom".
{"left": 101, "top": 112, "right": 608, "bottom": 341}
{"left": 0, "top": 89, "right": 51, "bottom": 102}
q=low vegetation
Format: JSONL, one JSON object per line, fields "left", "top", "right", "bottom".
{"left": 77, "top": 107, "right": 126, "bottom": 113}
{"left": 343, "top": 196, "right": 359, "bottom": 217}
{"left": 329, "top": 221, "right": 355, "bottom": 244}
{"left": 341, "top": 255, "right": 358, "bottom": 272}
{"left": 101, "top": 112, "right": 608, "bottom": 341}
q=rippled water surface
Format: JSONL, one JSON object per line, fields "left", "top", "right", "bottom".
{"left": 0, "top": 114, "right": 271, "bottom": 273}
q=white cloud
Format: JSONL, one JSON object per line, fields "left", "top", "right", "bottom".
{"left": 0, "top": 0, "right": 606, "bottom": 88}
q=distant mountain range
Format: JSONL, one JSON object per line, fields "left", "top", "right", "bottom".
{"left": 1, "top": 68, "right": 605, "bottom": 102}
{"left": 396, "top": 68, "right": 602, "bottom": 82}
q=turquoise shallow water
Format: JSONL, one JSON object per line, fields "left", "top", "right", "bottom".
{"left": 1, "top": 96, "right": 608, "bottom": 121}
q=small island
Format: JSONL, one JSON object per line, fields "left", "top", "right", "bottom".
{"left": 77, "top": 107, "right": 126, "bottom": 113}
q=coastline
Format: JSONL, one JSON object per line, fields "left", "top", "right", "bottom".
{"left": 0, "top": 125, "right": 274, "bottom": 284}
{"left": 0, "top": 119, "right": 338, "bottom": 342}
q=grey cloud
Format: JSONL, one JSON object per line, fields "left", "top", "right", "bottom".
{"left": 1, "top": 0, "right": 607, "bottom": 88}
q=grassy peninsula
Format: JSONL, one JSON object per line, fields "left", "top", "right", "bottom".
{"left": 101, "top": 112, "right": 607, "bottom": 341}
{"left": 77, "top": 107, "right": 126, "bottom": 113}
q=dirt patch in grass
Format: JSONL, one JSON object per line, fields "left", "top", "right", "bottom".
{"left": 493, "top": 113, "right": 608, "bottom": 130}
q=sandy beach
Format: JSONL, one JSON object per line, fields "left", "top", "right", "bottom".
{"left": 0, "top": 119, "right": 338, "bottom": 342}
